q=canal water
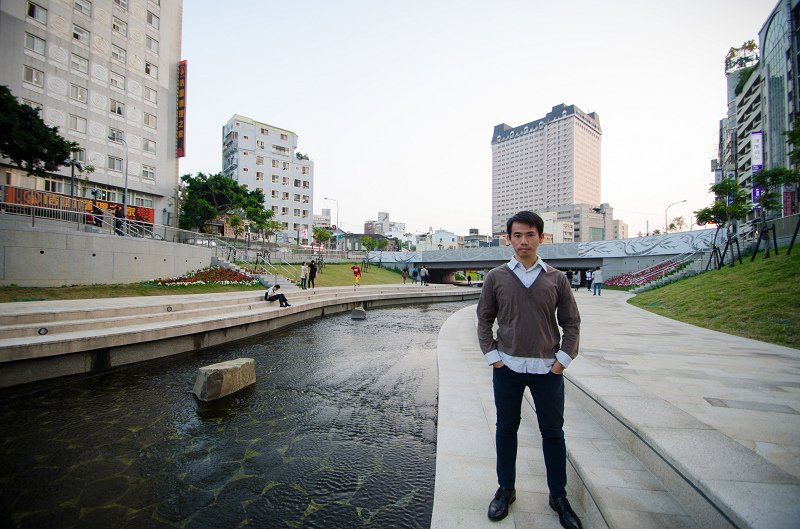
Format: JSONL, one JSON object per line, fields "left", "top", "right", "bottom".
{"left": 0, "top": 300, "right": 475, "bottom": 529}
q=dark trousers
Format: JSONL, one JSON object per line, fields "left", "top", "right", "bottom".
{"left": 266, "top": 293, "right": 288, "bottom": 305}
{"left": 309, "top": 276, "right": 315, "bottom": 288}
{"left": 301, "top": 277, "right": 307, "bottom": 289}
{"left": 493, "top": 366, "right": 566, "bottom": 497}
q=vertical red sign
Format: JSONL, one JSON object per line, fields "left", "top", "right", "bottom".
{"left": 176, "top": 60, "right": 187, "bottom": 157}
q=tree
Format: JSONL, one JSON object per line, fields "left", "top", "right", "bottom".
{"left": 178, "top": 172, "right": 270, "bottom": 233}
{"left": 312, "top": 226, "right": 331, "bottom": 251}
{"left": 751, "top": 168, "right": 790, "bottom": 258}
{"left": 229, "top": 213, "right": 243, "bottom": 245}
{"left": 695, "top": 178, "right": 751, "bottom": 267}
{"left": 0, "top": 85, "right": 76, "bottom": 177}
{"left": 360, "top": 236, "right": 377, "bottom": 269}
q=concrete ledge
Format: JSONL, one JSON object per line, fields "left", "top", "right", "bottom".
{"left": 0, "top": 286, "right": 480, "bottom": 387}
{"left": 193, "top": 358, "right": 256, "bottom": 401}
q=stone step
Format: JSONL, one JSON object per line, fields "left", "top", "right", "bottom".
{"left": 563, "top": 360, "right": 800, "bottom": 529}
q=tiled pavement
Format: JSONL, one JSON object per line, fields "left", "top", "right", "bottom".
{"left": 432, "top": 290, "right": 800, "bottom": 529}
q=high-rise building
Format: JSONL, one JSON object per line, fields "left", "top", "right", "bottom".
{"left": 0, "top": 0, "right": 184, "bottom": 226}
{"left": 491, "top": 103, "right": 602, "bottom": 234}
{"left": 222, "top": 114, "right": 313, "bottom": 245}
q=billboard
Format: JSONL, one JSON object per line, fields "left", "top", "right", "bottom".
{"left": 176, "top": 60, "right": 187, "bottom": 157}
{"left": 751, "top": 131, "right": 763, "bottom": 172}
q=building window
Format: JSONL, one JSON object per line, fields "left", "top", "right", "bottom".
{"left": 69, "top": 53, "right": 88, "bottom": 74}
{"left": 282, "top": 177, "right": 289, "bottom": 185}
{"left": 302, "top": 195, "right": 309, "bottom": 203}
{"left": 69, "top": 115, "right": 87, "bottom": 133}
{"left": 112, "top": 17, "right": 127, "bottom": 36}
{"left": 22, "top": 99, "right": 41, "bottom": 110}
{"left": 23, "top": 65, "right": 43, "bottom": 87}
{"left": 142, "top": 165, "right": 155, "bottom": 179}
{"left": 24, "top": 33, "right": 45, "bottom": 55}
{"left": 282, "top": 192, "right": 289, "bottom": 200}
{"left": 256, "top": 140, "right": 264, "bottom": 149}
{"left": 142, "top": 139, "right": 156, "bottom": 153}
{"left": 293, "top": 194, "right": 300, "bottom": 202}
{"left": 145, "top": 62, "right": 158, "bottom": 79}
{"left": 44, "top": 178, "right": 63, "bottom": 193}
{"left": 294, "top": 209, "right": 301, "bottom": 216}
{"left": 72, "top": 24, "right": 90, "bottom": 45}
{"left": 70, "top": 84, "right": 87, "bottom": 103}
{"left": 294, "top": 179, "right": 301, "bottom": 187}
{"left": 271, "top": 160, "right": 279, "bottom": 168}
{"left": 302, "top": 166, "right": 309, "bottom": 175}
{"left": 271, "top": 190, "right": 279, "bottom": 199}
{"left": 109, "top": 99, "right": 124, "bottom": 116}
{"left": 111, "top": 44, "right": 126, "bottom": 63}
{"left": 107, "top": 156, "right": 123, "bottom": 171}
{"left": 74, "top": 0, "right": 92, "bottom": 16}
{"left": 256, "top": 156, "right": 264, "bottom": 165}
{"left": 72, "top": 148, "right": 86, "bottom": 163}
{"left": 134, "top": 195, "right": 153, "bottom": 207}
{"left": 110, "top": 72, "right": 125, "bottom": 89}
{"left": 271, "top": 175, "right": 279, "bottom": 183}
{"left": 147, "top": 11, "right": 160, "bottom": 29}
{"left": 146, "top": 36, "right": 159, "bottom": 54}
{"left": 260, "top": 127, "right": 269, "bottom": 135}
{"left": 113, "top": 0, "right": 128, "bottom": 10}
{"left": 273, "top": 145, "right": 289, "bottom": 155}
{"left": 302, "top": 181, "right": 309, "bottom": 188}
{"left": 27, "top": 2, "right": 47, "bottom": 24}
{"left": 108, "top": 127, "right": 124, "bottom": 143}
{"left": 282, "top": 162, "right": 289, "bottom": 170}
{"left": 256, "top": 172, "right": 264, "bottom": 181}
{"left": 280, "top": 133, "right": 288, "bottom": 140}
{"left": 144, "top": 86, "right": 157, "bottom": 103}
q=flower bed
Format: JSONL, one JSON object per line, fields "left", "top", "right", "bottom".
{"left": 151, "top": 267, "right": 260, "bottom": 286}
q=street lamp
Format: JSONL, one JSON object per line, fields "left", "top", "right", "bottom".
{"left": 665, "top": 199, "right": 686, "bottom": 232}
{"left": 109, "top": 134, "right": 129, "bottom": 217}
{"left": 324, "top": 197, "right": 339, "bottom": 249}
{"left": 64, "top": 156, "right": 83, "bottom": 205}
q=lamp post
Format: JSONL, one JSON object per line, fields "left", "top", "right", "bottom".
{"left": 64, "top": 156, "right": 83, "bottom": 206}
{"left": 665, "top": 199, "right": 686, "bottom": 232}
{"left": 109, "top": 134, "right": 129, "bottom": 217}
{"left": 324, "top": 196, "right": 339, "bottom": 249}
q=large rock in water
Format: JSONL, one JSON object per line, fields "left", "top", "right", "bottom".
{"left": 193, "top": 358, "right": 256, "bottom": 401}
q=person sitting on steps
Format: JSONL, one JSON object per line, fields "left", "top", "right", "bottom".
{"left": 264, "top": 284, "right": 291, "bottom": 307}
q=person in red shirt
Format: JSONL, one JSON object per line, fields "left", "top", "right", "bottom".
{"left": 351, "top": 264, "right": 361, "bottom": 289}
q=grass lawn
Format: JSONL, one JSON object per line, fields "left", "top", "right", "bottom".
{"left": 629, "top": 252, "right": 800, "bottom": 348}
{"left": 0, "top": 262, "right": 405, "bottom": 303}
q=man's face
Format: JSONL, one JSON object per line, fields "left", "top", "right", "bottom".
{"left": 509, "top": 221, "right": 542, "bottom": 261}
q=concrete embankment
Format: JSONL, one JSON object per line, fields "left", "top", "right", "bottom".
{"left": 0, "top": 284, "right": 480, "bottom": 388}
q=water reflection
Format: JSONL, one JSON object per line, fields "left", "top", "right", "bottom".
{"left": 0, "top": 301, "right": 475, "bottom": 529}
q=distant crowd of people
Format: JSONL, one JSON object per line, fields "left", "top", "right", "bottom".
{"left": 564, "top": 267, "right": 603, "bottom": 295}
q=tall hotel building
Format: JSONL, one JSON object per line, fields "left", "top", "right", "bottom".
{"left": 0, "top": 0, "right": 184, "bottom": 226}
{"left": 491, "top": 104, "right": 602, "bottom": 235}
{"left": 222, "top": 115, "right": 313, "bottom": 245}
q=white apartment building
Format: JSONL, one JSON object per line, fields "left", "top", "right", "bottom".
{"left": 222, "top": 114, "right": 313, "bottom": 245}
{"left": 364, "top": 211, "right": 406, "bottom": 239}
{"left": 491, "top": 103, "right": 602, "bottom": 234}
{"left": 0, "top": 0, "right": 183, "bottom": 226}
{"left": 541, "top": 211, "right": 574, "bottom": 244}
{"left": 314, "top": 208, "right": 331, "bottom": 228}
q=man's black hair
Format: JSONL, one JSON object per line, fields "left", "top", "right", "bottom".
{"left": 506, "top": 211, "right": 544, "bottom": 237}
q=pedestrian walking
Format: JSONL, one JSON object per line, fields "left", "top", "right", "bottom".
{"left": 114, "top": 205, "right": 125, "bottom": 236}
{"left": 351, "top": 263, "right": 361, "bottom": 289}
{"left": 467, "top": 273, "right": 472, "bottom": 287}
{"left": 420, "top": 266, "right": 429, "bottom": 286}
{"left": 571, "top": 271, "right": 581, "bottom": 292}
{"left": 402, "top": 268, "right": 408, "bottom": 284}
{"left": 476, "top": 211, "right": 582, "bottom": 528}
{"left": 411, "top": 267, "right": 418, "bottom": 284}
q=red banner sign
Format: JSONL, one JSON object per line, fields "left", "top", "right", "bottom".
{"left": 176, "top": 60, "right": 187, "bottom": 158}
{"left": 3, "top": 185, "right": 154, "bottom": 223}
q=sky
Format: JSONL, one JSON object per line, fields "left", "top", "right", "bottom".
{"left": 180, "top": 0, "right": 777, "bottom": 237}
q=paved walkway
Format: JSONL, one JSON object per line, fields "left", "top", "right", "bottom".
{"left": 432, "top": 289, "right": 800, "bottom": 528}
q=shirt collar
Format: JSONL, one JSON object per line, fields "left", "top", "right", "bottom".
{"left": 508, "top": 256, "right": 547, "bottom": 272}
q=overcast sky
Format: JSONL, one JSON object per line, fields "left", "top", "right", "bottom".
{"left": 180, "top": 0, "right": 776, "bottom": 236}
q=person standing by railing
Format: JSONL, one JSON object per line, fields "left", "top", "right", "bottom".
{"left": 114, "top": 205, "right": 125, "bottom": 236}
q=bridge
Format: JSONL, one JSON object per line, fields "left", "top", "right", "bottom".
{"left": 368, "top": 229, "right": 719, "bottom": 283}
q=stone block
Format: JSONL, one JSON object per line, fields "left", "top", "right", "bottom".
{"left": 193, "top": 358, "right": 255, "bottom": 401}
{"left": 351, "top": 306, "right": 366, "bottom": 319}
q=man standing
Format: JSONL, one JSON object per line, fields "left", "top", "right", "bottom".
{"left": 585, "top": 268, "right": 593, "bottom": 292}
{"left": 592, "top": 266, "right": 604, "bottom": 296}
{"left": 300, "top": 261, "right": 308, "bottom": 290}
{"left": 476, "top": 211, "right": 582, "bottom": 529}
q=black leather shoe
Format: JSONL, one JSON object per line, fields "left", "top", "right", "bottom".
{"left": 487, "top": 487, "right": 516, "bottom": 521}
{"left": 549, "top": 496, "right": 583, "bottom": 529}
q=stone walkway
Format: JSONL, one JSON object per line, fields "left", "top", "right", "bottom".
{"left": 432, "top": 290, "right": 800, "bottom": 529}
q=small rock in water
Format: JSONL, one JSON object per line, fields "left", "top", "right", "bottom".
{"left": 193, "top": 358, "right": 255, "bottom": 401}
{"left": 351, "top": 306, "right": 366, "bottom": 320}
